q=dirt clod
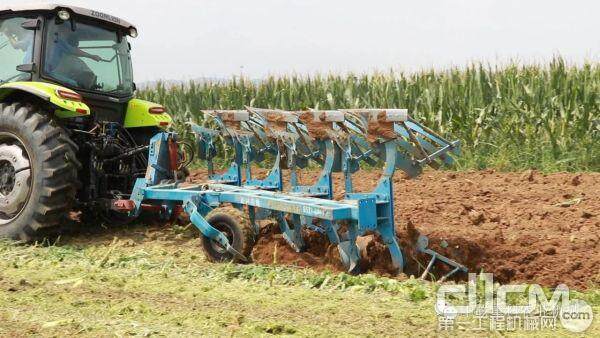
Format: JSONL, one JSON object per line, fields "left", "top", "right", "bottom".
{"left": 581, "top": 210, "right": 594, "bottom": 219}
{"left": 468, "top": 210, "right": 485, "bottom": 225}
{"left": 571, "top": 174, "right": 582, "bottom": 186}
{"left": 521, "top": 169, "right": 535, "bottom": 182}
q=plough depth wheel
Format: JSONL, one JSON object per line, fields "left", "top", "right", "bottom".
{"left": 201, "top": 206, "right": 255, "bottom": 262}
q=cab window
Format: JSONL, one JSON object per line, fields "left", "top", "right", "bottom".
{"left": 0, "top": 17, "right": 35, "bottom": 83}
{"left": 43, "top": 19, "right": 134, "bottom": 96}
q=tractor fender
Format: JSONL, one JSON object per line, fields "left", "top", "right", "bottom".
{"left": 0, "top": 82, "right": 91, "bottom": 118}
{"left": 124, "top": 98, "right": 172, "bottom": 129}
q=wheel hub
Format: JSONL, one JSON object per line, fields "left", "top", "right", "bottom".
{"left": 0, "top": 144, "right": 31, "bottom": 224}
{"left": 210, "top": 222, "right": 234, "bottom": 254}
{"left": 0, "top": 160, "right": 16, "bottom": 195}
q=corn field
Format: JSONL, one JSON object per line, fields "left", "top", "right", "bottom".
{"left": 139, "top": 58, "right": 599, "bottom": 172}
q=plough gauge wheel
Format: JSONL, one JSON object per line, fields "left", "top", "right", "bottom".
{"left": 201, "top": 206, "right": 255, "bottom": 263}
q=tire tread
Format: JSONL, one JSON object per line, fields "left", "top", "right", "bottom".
{"left": 0, "top": 103, "right": 78, "bottom": 241}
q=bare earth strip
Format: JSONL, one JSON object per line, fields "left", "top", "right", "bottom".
{"left": 191, "top": 169, "right": 600, "bottom": 289}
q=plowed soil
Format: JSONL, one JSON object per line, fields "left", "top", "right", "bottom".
{"left": 188, "top": 169, "right": 600, "bottom": 290}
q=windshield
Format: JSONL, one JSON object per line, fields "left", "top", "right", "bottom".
{"left": 0, "top": 17, "right": 34, "bottom": 83}
{"left": 43, "top": 18, "right": 134, "bottom": 96}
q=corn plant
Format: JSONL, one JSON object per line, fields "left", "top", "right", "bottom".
{"left": 139, "top": 57, "right": 599, "bottom": 172}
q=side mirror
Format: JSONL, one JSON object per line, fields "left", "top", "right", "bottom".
{"left": 21, "top": 19, "right": 40, "bottom": 30}
{"left": 132, "top": 82, "right": 137, "bottom": 91}
{"left": 16, "top": 64, "right": 35, "bottom": 73}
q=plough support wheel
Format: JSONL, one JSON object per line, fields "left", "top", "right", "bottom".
{"left": 201, "top": 206, "right": 255, "bottom": 263}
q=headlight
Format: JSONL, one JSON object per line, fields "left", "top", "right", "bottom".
{"left": 129, "top": 27, "right": 138, "bottom": 38}
{"left": 57, "top": 10, "right": 70, "bottom": 21}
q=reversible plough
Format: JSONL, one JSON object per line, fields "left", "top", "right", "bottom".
{"left": 114, "top": 107, "right": 467, "bottom": 280}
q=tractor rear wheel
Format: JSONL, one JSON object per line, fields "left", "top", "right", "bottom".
{"left": 201, "top": 206, "right": 255, "bottom": 263}
{"left": 0, "top": 103, "right": 79, "bottom": 241}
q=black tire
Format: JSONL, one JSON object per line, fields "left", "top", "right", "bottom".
{"left": 0, "top": 103, "right": 79, "bottom": 241}
{"left": 201, "top": 206, "right": 255, "bottom": 263}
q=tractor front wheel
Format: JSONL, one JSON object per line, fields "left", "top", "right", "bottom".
{"left": 0, "top": 103, "right": 79, "bottom": 241}
{"left": 201, "top": 206, "right": 255, "bottom": 263}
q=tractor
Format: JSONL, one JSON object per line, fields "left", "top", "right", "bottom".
{"left": 0, "top": 4, "right": 173, "bottom": 240}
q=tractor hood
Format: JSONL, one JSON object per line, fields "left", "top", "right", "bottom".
{"left": 0, "top": 3, "right": 136, "bottom": 32}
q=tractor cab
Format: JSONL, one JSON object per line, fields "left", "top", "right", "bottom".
{"left": 0, "top": 4, "right": 167, "bottom": 125}
{"left": 0, "top": 4, "right": 137, "bottom": 98}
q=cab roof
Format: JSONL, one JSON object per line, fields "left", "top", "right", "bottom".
{"left": 0, "top": 3, "right": 136, "bottom": 31}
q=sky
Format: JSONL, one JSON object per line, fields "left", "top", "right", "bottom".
{"left": 52, "top": 0, "right": 600, "bottom": 82}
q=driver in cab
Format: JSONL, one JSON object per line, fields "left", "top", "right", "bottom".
{"left": 45, "top": 21, "right": 107, "bottom": 89}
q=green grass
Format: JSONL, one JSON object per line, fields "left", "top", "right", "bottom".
{"left": 0, "top": 226, "right": 597, "bottom": 337}
{"left": 139, "top": 58, "right": 600, "bottom": 173}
